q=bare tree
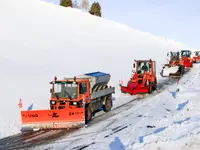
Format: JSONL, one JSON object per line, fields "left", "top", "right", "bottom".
{"left": 72, "top": 0, "right": 79, "bottom": 8}
{"left": 80, "top": 0, "right": 89, "bottom": 11}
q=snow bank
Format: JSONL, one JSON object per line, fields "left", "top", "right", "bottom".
{"left": 0, "top": 0, "right": 183, "bottom": 138}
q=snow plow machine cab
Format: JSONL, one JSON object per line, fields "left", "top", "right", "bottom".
{"left": 192, "top": 51, "right": 200, "bottom": 63}
{"left": 20, "top": 72, "right": 115, "bottom": 132}
{"left": 181, "top": 50, "right": 193, "bottom": 68}
{"left": 120, "top": 59, "right": 157, "bottom": 95}
{"left": 160, "top": 51, "right": 185, "bottom": 78}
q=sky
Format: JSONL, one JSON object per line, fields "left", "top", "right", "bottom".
{"left": 43, "top": 0, "right": 200, "bottom": 49}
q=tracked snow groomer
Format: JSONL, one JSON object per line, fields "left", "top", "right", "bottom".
{"left": 120, "top": 59, "right": 157, "bottom": 95}
{"left": 192, "top": 50, "right": 200, "bottom": 63}
{"left": 180, "top": 50, "right": 193, "bottom": 68}
{"left": 160, "top": 51, "right": 185, "bottom": 78}
{"left": 20, "top": 72, "right": 115, "bottom": 132}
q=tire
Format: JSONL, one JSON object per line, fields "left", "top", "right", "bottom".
{"left": 152, "top": 78, "right": 157, "bottom": 91}
{"left": 103, "top": 95, "right": 112, "bottom": 112}
{"left": 85, "top": 105, "right": 92, "bottom": 124}
{"left": 180, "top": 65, "right": 184, "bottom": 76}
{"left": 148, "top": 82, "right": 152, "bottom": 94}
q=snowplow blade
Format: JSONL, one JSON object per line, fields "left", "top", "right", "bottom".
{"left": 160, "top": 65, "right": 180, "bottom": 77}
{"left": 120, "top": 84, "right": 148, "bottom": 95}
{"left": 20, "top": 108, "right": 85, "bottom": 132}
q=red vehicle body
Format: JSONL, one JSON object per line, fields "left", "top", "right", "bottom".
{"left": 160, "top": 51, "right": 185, "bottom": 78}
{"left": 180, "top": 50, "right": 193, "bottom": 68}
{"left": 120, "top": 59, "right": 157, "bottom": 95}
{"left": 192, "top": 51, "right": 200, "bottom": 63}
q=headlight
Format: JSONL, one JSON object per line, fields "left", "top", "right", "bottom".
{"left": 51, "top": 101, "right": 56, "bottom": 104}
{"left": 73, "top": 102, "right": 77, "bottom": 105}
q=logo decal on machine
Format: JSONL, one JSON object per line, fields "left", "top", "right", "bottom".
{"left": 49, "top": 112, "right": 60, "bottom": 118}
{"left": 23, "top": 114, "right": 38, "bottom": 117}
{"left": 69, "top": 112, "right": 84, "bottom": 116}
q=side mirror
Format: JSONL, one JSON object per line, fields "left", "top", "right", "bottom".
{"left": 167, "top": 53, "right": 169, "bottom": 56}
{"left": 133, "top": 64, "right": 135, "bottom": 68}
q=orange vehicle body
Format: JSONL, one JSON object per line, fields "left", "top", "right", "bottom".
{"left": 120, "top": 59, "right": 157, "bottom": 95}
{"left": 192, "top": 51, "right": 200, "bottom": 63}
{"left": 180, "top": 50, "right": 193, "bottom": 68}
{"left": 20, "top": 72, "right": 115, "bottom": 132}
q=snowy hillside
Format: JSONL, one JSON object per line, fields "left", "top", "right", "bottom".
{"left": 0, "top": 0, "right": 184, "bottom": 138}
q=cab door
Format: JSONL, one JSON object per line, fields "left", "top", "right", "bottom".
{"left": 79, "top": 81, "right": 90, "bottom": 104}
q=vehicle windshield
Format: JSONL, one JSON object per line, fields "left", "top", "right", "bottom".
{"left": 195, "top": 51, "right": 200, "bottom": 56}
{"left": 137, "top": 62, "right": 150, "bottom": 74}
{"left": 181, "top": 51, "right": 191, "bottom": 57}
{"left": 53, "top": 82, "right": 78, "bottom": 99}
{"left": 171, "top": 52, "right": 179, "bottom": 60}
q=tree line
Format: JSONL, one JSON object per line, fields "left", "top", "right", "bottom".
{"left": 60, "top": 0, "right": 102, "bottom": 17}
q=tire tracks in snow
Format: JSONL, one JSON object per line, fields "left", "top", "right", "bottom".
{"left": 60, "top": 78, "right": 177, "bottom": 150}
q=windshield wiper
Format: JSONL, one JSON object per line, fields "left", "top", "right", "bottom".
{"left": 64, "top": 91, "right": 72, "bottom": 100}
{"left": 54, "top": 93, "right": 60, "bottom": 100}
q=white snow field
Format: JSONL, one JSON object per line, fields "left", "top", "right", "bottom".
{"left": 34, "top": 62, "right": 200, "bottom": 150}
{"left": 0, "top": 0, "right": 184, "bottom": 139}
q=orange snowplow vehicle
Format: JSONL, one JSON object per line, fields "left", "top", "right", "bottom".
{"left": 120, "top": 59, "right": 157, "bottom": 95}
{"left": 180, "top": 50, "right": 193, "bottom": 68}
{"left": 20, "top": 72, "right": 115, "bottom": 132}
{"left": 160, "top": 51, "right": 185, "bottom": 78}
{"left": 192, "top": 51, "right": 200, "bottom": 63}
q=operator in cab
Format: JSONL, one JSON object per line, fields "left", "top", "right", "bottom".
{"left": 137, "top": 62, "right": 149, "bottom": 75}
{"left": 141, "top": 62, "right": 149, "bottom": 72}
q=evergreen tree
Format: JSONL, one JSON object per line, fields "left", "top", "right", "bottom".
{"left": 60, "top": 0, "right": 72, "bottom": 7}
{"left": 89, "top": 2, "right": 102, "bottom": 17}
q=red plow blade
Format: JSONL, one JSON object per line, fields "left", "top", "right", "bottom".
{"left": 120, "top": 83, "right": 148, "bottom": 95}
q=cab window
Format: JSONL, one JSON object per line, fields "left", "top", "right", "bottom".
{"left": 79, "top": 83, "right": 87, "bottom": 94}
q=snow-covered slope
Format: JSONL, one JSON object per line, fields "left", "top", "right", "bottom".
{"left": 0, "top": 0, "right": 184, "bottom": 138}
{"left": 35, "top": 64, "right": 200, "bottom": 150}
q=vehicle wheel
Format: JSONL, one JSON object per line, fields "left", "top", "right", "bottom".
{"left": 103, "top": 95, "right": 112, "bottom": 112}
{"left": 148, "top": 82, "right": 152, "bottom": 94}
{"left": 85, "top": 105, "right": 92, "bottom": 124}
{"left": 180, "top": 65, "right": 184, "bottom": 76}
{"left": 152, "top": 78, "right": 157, "bottom": 91}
